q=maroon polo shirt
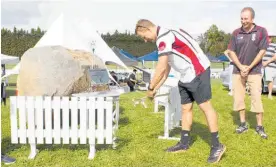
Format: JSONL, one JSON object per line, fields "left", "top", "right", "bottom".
{"left": 228, "top": 24, "right": 269, "bottom": 74}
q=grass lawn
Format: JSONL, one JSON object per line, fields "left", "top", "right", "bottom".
{"left": 1, "top": 79, "right": 276, "bottom": 167}
{"left": 107, "top": 62, "right": 226, "bottom": 70}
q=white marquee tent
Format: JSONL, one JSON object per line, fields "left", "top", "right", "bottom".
{"left": 1, "top": 54, "right": 19, "bottom": 65}
{"left": 1, "top": 54, "right": 20, "bottom": 79}
{"left": 35, "top": 13, "right": 128, "bottom": 69}
{"left": 3, "top": 12, "right": 129, "bottom": 83}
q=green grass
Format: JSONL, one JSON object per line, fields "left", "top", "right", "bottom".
{"left": 3, "top": 64, "right": 18, "bottom": 87}
{"left": 107, "top": 62, "right": 226, "bottom": 70}
{"left": 139, "top": 62, "right": 226, "bottom": 69}
{"left": 5, "top": 64, "right": 16, "bottom": 69}
{"left": 1, "top": 79, "right": 276, "bottom": 166}
{"left": 210, "top": 62, "right": 226, "bottom": 69}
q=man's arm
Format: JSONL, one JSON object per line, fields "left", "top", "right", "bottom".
{"left": 247, "top": 49, "right": 266, "bottom": 70}
{"left": 271, "top": 53, "right": 276, "bottom": 62}
{"left": 130, "top": 78, "right": 136, "bottom": 83}
{"left": 263, "top": 53, "right": 276, "bottom": 66}
{"left": 247, "top": 28, "right": 269, "bottom": 70}
{"left": 228, "top": 50, "right": 246, "bottom": 71}
{"left": 149, "top": 54, "right": 169, "bottom": 90}
{"left": 129, "top": 73, "right": 137, "bottom": 83}
{"left": 224, "top": 50, "right": 232, "bottom": 62}
{"left": 153, "top": 64, "right": 171, "bottom": 92}
{"left": 227, "top": 30, "right": 247, "bottom": 72}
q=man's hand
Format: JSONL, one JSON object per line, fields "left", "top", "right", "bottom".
{"left": 130, "top": 79, "right": 137, "bottom": 83}
{"left": 238, "top": 64, "right": 247, "bottom": 72}
{"left": 147, "top": 90, "right": 156, "bottom": 99}
{"left": 149, "top": 54, "right": 169, "bottom": 89}
{"left": 262, "top": 61, "right": 269, "bottom": 67}
{"left": 239, "top": 65, "right": 250, "bottom": 77}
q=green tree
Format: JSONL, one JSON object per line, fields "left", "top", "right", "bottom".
{"left": 1, "top": 27, "right": 45, "bottom": 58}
{"left": 198, "top": 24, "right": 231, "bottom": 56}
{"left": 197, "top": 33, "right": 207, "bottom": 53}
{"left": 272, "top": 37, "right": 276, "bottom": 43}
{"left": 1, "top": 26, "right": 157, "bottom": 59}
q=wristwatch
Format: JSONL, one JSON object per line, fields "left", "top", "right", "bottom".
{"left": 148, "top": 85, "right": 154, "bottom": 91}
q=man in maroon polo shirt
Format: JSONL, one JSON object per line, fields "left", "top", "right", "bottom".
{"left": 228, "top": 7, "right": 269, "bottom": 139}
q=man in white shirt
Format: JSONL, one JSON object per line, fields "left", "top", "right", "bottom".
{"left": 135, "top": 19, "right": 225, "bottom": 163}
{"left": 262, "top": 35, "right": 276, "bottom": 99}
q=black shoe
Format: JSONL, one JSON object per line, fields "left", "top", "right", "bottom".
{"left": 207, "top": 144, "right": 226, "bottom": 163}
{"left": 256, "top": 126, "right": 268, "bottom": 139}
{"left": 236, "top": 124, "right": 248, "bottom": 134}
{"left": 1, "top": 155, "right": 16, "bottom": 164}
{"left": 166, "top": 142, "right": 189, "bottom": 153}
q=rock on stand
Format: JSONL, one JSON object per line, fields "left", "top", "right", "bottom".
{"left": 17, "top": 45, "right": 96, "bottom": 96}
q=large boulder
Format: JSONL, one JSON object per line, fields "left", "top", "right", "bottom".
{"left": 17, "top": 45, "right": 99, "bottom": 96}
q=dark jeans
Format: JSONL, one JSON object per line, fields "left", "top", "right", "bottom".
{"left": 1, "top": 83, "right": 6, "bottom": 106}
{"left": 127, "top": 81, "right": 135, "bottom": 92}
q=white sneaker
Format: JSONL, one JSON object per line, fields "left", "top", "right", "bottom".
{"left": 268, "top": 95, "right": 273, "bottom": 100}
{"left": 228, "top": 91, "right": 233, "bottom": 96}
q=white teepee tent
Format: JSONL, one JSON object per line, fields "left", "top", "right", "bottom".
{"left": 35, "top": 13, "right": 128, "bottom": 69}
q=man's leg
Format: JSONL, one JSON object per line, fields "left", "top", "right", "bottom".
{"left": 198, "top": 101, "right": 218, "bottom": 133}
{"left": 166, "top": 83, "right": 193, "bottom": 153}
{"left": 256, "top": 113, "right": 263, "bottom": 126}
{"left": 181, "top": 103, "right": 193, "bottom": 145}
{"left": 192, "top": 68, "right": 225, "bottom": 163}
{"left": 238, "top": 109, "right": 246, "bottom": 123}
{"left": 267, "top": 81, "right": 273, "bottom": 99}
{"left": 228, "top": 64, "right": 234, "bottom": 96}
{"left": 247, "top": 74, "right": 267, "bottom": 139}
{"left": 232, "top": 74, "right": 247, "bottom": 133}
{"left": 198, "top": 100, "right": 226, "bottom": 163}
{"left": 3, "top": 97, "right": 6, "bottom": 106}
{"left": 182, "top": 103, "right": 193, "bottom": 130}
{"left": 265, "top": 67, "right": 274, "bottom": 99}
{"left": 127, "top": 82, "right": 134, "bottom": 92}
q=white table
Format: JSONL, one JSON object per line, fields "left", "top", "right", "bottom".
{"left": 72, "top": 89, "right": 122, "bottom": 130}
{"left": 155, "top": 77, "right": 182, "bottom": 140}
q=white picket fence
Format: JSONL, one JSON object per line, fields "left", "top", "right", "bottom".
{"left": 10, "top": 96, "right": 119, "bottom": 159}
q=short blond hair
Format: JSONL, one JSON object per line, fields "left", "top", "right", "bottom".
{"left": 135, "top": 19, "right": 155, "bottom": 34}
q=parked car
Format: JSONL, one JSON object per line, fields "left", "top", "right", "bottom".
{"left": 220, "top": 66, "right": 276, "bottom": 93}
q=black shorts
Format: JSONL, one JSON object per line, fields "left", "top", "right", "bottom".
{"left": 178, "top": 67, "right": 212, "bottom": 105}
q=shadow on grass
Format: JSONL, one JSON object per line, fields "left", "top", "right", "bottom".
{"left": 191, "top": 122, "right": 211, "bottom": 146}
{"left": 7, "top": 83, "right": 17, "bottom": 87}
{"left": 2, "top": 136, "right": 131, "bottom": 155}
{"left": 119, "top": 117, "right": 130, "bottom": 126}
{"left": 231, "top": 110, "right": 257, "bottom": 129}
{"left": 6, "top": 89, "right": 16, "bottom": 98}
{"left": 119, "top": 107, "right": 125, "bottom": 115}
{"left": 152, "top": 121, "right": 211, "bottom": 146}
{"left": 231, "top": 111, "right": 240, "bottom": 126}
{"left": 1, "top": 106, "right": 131, "bottom": 155}
{"left": 247, "top": 111, "right": 257, "bottom": 129}
{"left": 222, "top": 87, "right": 230, "bottom": 92}
{"left": 1, "top": 138, "right": 23, "bottom": 154}
{"left": 118, "top": 107, "right": 130, "bottom": 127}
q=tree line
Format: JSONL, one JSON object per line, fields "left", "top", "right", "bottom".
{"left": 1, "top": 25, "right": 275, "bottom": 59}
{"left": 1, "top": 27, "right": 46, "bottom": 58}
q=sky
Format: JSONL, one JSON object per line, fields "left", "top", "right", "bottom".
{"left": 1, "top": 0, "right": 276, "bottom": 38}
